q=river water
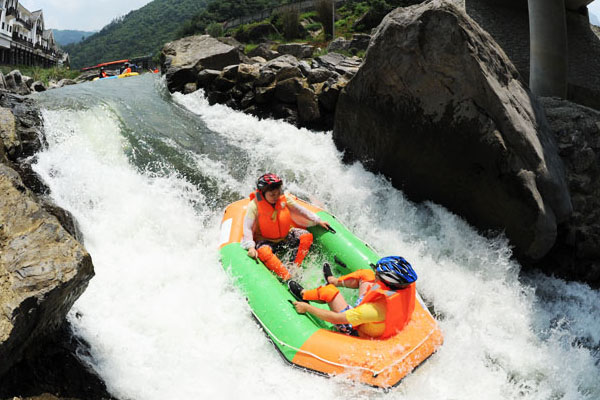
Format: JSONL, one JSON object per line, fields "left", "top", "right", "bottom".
{"left": 31, "top": 74, "right": 600, "bottom": 399}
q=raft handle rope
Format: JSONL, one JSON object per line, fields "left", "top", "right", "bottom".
{"left": 251, "top": 306, "right": 439, "bottom": 378}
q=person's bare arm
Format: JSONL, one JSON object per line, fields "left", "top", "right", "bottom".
{"left": 293, "top": 302, "right": 349, "bottom": 324}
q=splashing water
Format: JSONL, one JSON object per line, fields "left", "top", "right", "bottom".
{"left": 30, "top": 75, "right": 600, "bottom": 399}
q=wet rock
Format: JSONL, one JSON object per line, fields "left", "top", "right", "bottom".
{"left": 334, "top": 1, "right": 572, "bottom": 260}
{"left": 535, "top": 97, "right": 600, "bottom": 287}
{"left": 0, "top": 163, "right": 94, "bottom": 377}
{"left": 255, "top": 84, "right": 276, "bottom": 104}
{"left": 275, "top": 77, "right": 303, "bottom": 104}
{"left": 161, "top": 35, "right": 241, "bottom": 93}
{"left": 56, "top": 79, "right": 77, "bottom": 88}
{"left": 183, "top": 82, "right": 197, "bottom": 94}
{"left": 297, "top": 87, "right": 320, "bottom": 124}
{"left": 197, "top": 69, "right": 220, "bottom": 90}
{"left": 237, "top": 64, "right": 260, "bottom": 83}
{"left": 31, "top": 81, "right": 47, "bottom": 92}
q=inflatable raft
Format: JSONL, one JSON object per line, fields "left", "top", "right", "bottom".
{"left": 92, "top": 72, "right": 139, "bottom": 81}
{"left": 219, "top": 197, "right": 443, "bottom": 388}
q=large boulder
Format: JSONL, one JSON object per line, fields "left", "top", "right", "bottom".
{"left": 537, "top": 97, "right": 600, "bottom": 286}
{"left": 0, "top": 163, "right": 94, "bottom": 377}
{"left": 277, "top": 43, "right": 315, "bottom": 59}
{"left": 161, "top": 35, "right": 241, "bottom": 93}
{"left": 5, "top": 70, "right": 31, "bottom": 96}
{"left": 333, "top": 1, "right": 572, "bottom": 260}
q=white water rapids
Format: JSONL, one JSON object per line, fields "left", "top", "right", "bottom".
{"left": 30, "top": 74, "right": 600, "bottom": 399}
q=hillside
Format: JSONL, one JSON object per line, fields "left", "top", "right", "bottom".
{"left": 52, "top": 29, "right": 97, "bottom": 46}
{"left": 64, "top": 0, "right": 208, "bottom": 69}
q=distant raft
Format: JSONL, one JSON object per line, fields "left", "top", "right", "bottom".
{"left": 219, "top": 197, "right": 443, "bottom": 388}
{"left": 92, "top": 72, "right": 140, "bottom": 81}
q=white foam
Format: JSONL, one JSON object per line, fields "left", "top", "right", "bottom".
{"left": 29, "top": 84, "right": 599, "bottom": 400}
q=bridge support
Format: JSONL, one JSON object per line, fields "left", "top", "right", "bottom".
{"left": 528, "top": 0, "right": 568, "bottom": 97}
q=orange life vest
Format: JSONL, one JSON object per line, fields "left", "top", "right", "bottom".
{"left": 358, "top": 281, "right": 416, "bottom": 339}
{"left": 123, "top": 67, "right": 132, "bottom": 74}
{"left": 249, "top": 190, "right": 292, "bottom": 240}
{"left": 101, "top": 71, "right": 107, "bottom": 78}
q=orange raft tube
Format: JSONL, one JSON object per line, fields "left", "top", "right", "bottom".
{"left": 219, "top": 198, "right": 443, "bottom": 388}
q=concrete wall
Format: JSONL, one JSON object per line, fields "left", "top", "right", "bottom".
{"left": 465, "top": 0, "right": 600, "bottom": 110}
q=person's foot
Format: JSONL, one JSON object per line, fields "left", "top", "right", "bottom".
{"left": 323, "top": 262, "right": 333, "bottom": 284}
{"left": 288, "top": 280, "right": 307, "bottom": 302}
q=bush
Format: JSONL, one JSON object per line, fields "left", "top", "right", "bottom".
{"left": 206, "top": 22, "right": 224, "bottom": 38}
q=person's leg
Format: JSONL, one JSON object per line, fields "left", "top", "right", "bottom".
{"left": 285, "top": 228, "right": 313, "bottom": 266}
{"left": 301, "top": 284, "right": 349, "bottom": 312}
{"left": 256, "top": 242, "right": 291, "bottom": 280}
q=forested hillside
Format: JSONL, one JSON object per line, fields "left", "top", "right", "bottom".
{"left": 53, "top": 30, "right": 97, "bottom": 46}
{"left": 177, "top": 0, "right": 288, "bottom": 38}
{"left": 64, "top": 0, "right": 208, "bottom": 69}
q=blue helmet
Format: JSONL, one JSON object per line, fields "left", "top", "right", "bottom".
{"left": 375, "top": 256, "right": 417, "bottom": 289}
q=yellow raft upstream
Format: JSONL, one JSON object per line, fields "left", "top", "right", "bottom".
{"left": 219, "top": 197, "right": 444, "bottom": 388}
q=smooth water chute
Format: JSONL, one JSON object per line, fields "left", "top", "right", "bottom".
{"left": 28, "top": 74, "right": 600, "bottom": 399}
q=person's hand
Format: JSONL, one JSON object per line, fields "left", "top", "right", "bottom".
{"left": 293, "top": 301, "right": 310, "bottom": 314}
{"left": 318, "top": 220, "right": 331, "bottom": 231}
{"left": 247, "top": 247, "right": 257, "bottom": 259}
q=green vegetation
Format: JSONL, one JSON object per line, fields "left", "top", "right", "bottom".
{"left": 52, "top": 29, "right": 97, "bottom": 47}
{"left": 61, "top": 0, "right": 417, "bottom": 71}
{"left": 64, "top": 0, "right": 209, "bottom": 69}
{"left": 176, "top": 0, "right": 287, "bottom": 38}
{"left": 0, "top": 66, "right": 80, "bottom": 85}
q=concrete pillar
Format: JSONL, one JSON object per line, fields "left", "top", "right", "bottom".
{"left": 528, "top": 0, "right": 568, "bottom": 97}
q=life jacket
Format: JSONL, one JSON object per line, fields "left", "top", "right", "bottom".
{"left": 358, "top": 281, "right": 416, "bottom": 339}
{"left": 123, "top": 67, "right": 132, "bottom": 74}
{"left": 249, "top": 190, "right": 292, "bottom": 240}
{"left": 101, "top": 71, "right": 107, "bottom": 78}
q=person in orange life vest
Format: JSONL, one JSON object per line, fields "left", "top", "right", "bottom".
{"left": 122, "top": 63, "right": 132, "bottom": 74}
{"left": 289, "top": 256, "right": 417, "bottom": 338}
{"left": 99, "top": 67, "right": 107, "bottom": 79}
{"left": 242, "top": 173, "right": 331, "bottom": 280}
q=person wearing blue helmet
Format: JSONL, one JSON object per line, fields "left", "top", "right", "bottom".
{"left": 289, "top": 256, "right": 417, "bottom": 339}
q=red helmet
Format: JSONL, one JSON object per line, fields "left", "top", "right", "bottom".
{"left": 257, "top": 173, "right": 283, "bottom": 192}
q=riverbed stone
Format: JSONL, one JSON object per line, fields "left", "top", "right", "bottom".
{"left": 333, "top": 1, "right": 572, "bottom": 261}
{"left": 0, "top": 163, "right": 94, "bottom": 377}
{"left": 161, "top": 35, "right": 241, "bottom": 93}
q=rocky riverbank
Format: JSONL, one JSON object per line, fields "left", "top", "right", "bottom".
{"left": 0, "top": 91, "right": 113, "bottom": 399}
{"left": 161, "top": 1, "right": 600, "bottom": 287}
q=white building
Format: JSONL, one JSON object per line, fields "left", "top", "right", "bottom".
{"left": 0, "top": 0, "right": 64, "bottom": 67}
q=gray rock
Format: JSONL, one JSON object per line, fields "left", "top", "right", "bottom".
{"left": 536, "top": 97, "right": 600, "bottom": 286}
{"left": 316, "top": 53, "right": 362, "bottom": 76}
{"left": 183, "top": 82, "right": 197, "bottom": 94}
{"left": 308, "top": 68, "right": 337, "bottom": 84}
{"left": 197, "top": 69, "right": 221, "bottom": 90}
{"left": 297, "top": 87, "right": 320, "bottom": 123}
{"left": 56, "top": 79, "right": 77, "bottom": 88}
{"left": 328, "top": 37, "right": 350, "bottom": 52}
{"left": 247, "top": 43, "right": 280, "bottom": 61}
{"left": 349, "top": 33, "right": 371, "bottom": 52}
{"left": 0, "top": 164, "right": 94, "bottom": 376}
{"left": 275, "top": 77, "right": 303, "bottom": 104}
{"left": 237, "top": 64, "right": 260, "bottom": 83}
{"left": 277, "top": 43, "right": 315, "bottom": 59}
{"left": 333, "top": 1, "right": 572, "bottom": 260}
{"left": 5, "top": 70, "right": 31, "bottom": 96}
{"left": 161, "top": 35, "right": 241, "bottom": 92}
{"left": 30, "top": 81, "right": 47, "bottom": 92}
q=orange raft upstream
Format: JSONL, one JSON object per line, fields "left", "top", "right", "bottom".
{"left": 219, "top": 198, "right": 443, "bottom": 388}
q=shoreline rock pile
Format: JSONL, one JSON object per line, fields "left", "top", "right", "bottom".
{"left": 161, "top": 34, "right": 363, "bottom": 131}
